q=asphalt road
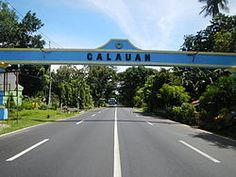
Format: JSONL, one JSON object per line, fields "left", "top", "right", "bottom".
{"left": 0, "top": 107, "right": 236, "bottom": 177}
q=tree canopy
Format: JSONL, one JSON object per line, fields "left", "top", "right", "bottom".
{"left": 199, "top": 0, "right": 229, "bottom": 18}
{"left": 181, "top": 14, "right": 236, "bottom": 52}
{"left": 0, "top": 1, "right": 45, "bottom": 48}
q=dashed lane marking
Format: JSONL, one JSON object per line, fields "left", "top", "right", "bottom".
{"left": 6, "top": 139, "right": 49, "bottom": 162}
{"left": 76, "top": 120, "right": 84, "bottom": 125}
{"left": 147, "top": 121, "right": 154, "bottom": 126}
{"left": 179, "top": 140, "right": 221, "bottom": 163}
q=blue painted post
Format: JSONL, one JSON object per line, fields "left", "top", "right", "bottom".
{"left": 0, "top": 65, "right": 8, "bottom": 120}
{"left": 0, "top": 67, "right": 8, "bottom": 120}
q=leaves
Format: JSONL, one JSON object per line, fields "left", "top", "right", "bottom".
{"left": 118, "top": 66, "right": 155, "bottom": 106}
{"left": 181, "top": 14, "right": 236, "bottom": 52}
{"left": 0, "top": 1, "right": 45, "bottom": 48}
{"left": 199, "top": 0, "right": 229, "bottom": 18}
{"left": 52, "top": 65, "right": 93, "bottom": 108}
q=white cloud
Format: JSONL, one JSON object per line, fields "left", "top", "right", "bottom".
{"left": 56, "top": 0, "right": 235, "bottom": 50}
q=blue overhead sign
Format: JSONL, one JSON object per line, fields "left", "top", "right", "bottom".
{"left": 0, "top": 39, "right": 235, "bottom": 68}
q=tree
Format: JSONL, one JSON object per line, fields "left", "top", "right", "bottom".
{"left": 172, "top": 67, "right": 230, "bottom": 99}
{"left": 118, "top": 66, "right": 155, "bottom": 106}
{"left": 199, "top": 76, "right": 235, "bottom": 118}
{"left": 181, "top": 14, "right": 236, "bottom": 52}
{"left": 135, "top": 68, "right": 180, "bottom": 112}
{"left": 18, "top": 65, "right": 50, "bottom": 97}
{"left": 52, "top": 65, "right": 93, "bottom": 108}
{"left": 199, "top": 0, "right": 229, "bottom": 18}
{"left": 1, "top": 1, "right": 48, "bottom": 97}
{"left": 0, "top": 1, "right": 45, "bottom": 48}
{"left": 86, "top": 66, "right": 117, "bottom": 107}
{"left": 157, "top": 84, "right": 190, "bottom": 109}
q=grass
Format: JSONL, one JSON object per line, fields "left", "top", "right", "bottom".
{"left": 0, "top": 109, "right": 79, "bottom": 135}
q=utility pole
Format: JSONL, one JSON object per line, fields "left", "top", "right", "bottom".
{"left": 48, "top": 41, "right": 52, "bottom": 106}
{"left": 16, "top": 64, "right": 20, "bottom": 123}
{"left": 48, "top": 65, "right": 52, "bottom": 106}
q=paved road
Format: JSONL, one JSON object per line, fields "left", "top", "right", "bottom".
{"left": 0, "top": 107, "right": 236, "bottom": 177}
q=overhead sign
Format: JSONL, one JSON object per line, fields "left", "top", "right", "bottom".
{"left": 0, "top": 39, "right": 236, "bottom": 68}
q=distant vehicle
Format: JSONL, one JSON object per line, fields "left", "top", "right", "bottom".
{"left": 108, "top": 98, "right": 117, "bottom": 105}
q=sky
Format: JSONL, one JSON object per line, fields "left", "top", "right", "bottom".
{"left": 5, "top": 0, "right": 236, "bottom": 71}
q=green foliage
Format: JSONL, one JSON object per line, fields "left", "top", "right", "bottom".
{"left": 214, "top": 30, "right": 236, "bottom": 52}
{"left": 51, "top": 102, "right": 58, "bottom": 110}
{"left": 5, "top": 93, "right": 16, "bottom": 109}
{"left": 0, "top": 1, "right": 45, "bottom": 48}
{"left": 181, "top": 14, "right": 236, "bottom": 52}
{"left": 1, "top": 1, "right": 48, "bottom": 97}
{"left": 10, "top": 65, "right": 50, "bottom": 97}
{"left": 97, "top": 98, "right": 106, "bottom": 107}
{"left": 136, "top": 68, "right": 180, "bottom": 112}
{"left": 52, "top": 65, "right": 94, "bottom": 109}
{"left": 133, "top": 87, "right": 145, "bottom": 108}
{"left": 20, "top": 97, "right": 40, "bottom": 110}
{"left": 39, "top": 104, "right": 48, "bottom": 110}
{"left": 86, "top": 66, "right": 117, "bottom": 107}
{"left": 173, "top": 67, "right": 230, "bottom": 99}
{"left": 118, "top": 66, "right": 155, "bottom": 106}
{"left": 198, "top": 0, "right": 229, "bottom": 18}
{"left": 157, "top": 84, "right": 190, "bottom": 109}
{"left": 170, "top": 103, "right": 196, "bottom": 125}
{"left": 199, "top": 76, "right": 236, "bottom": 121}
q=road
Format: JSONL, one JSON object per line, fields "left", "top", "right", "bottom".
{"left": 0, "top": 107, "right": 236, "bottom": 177}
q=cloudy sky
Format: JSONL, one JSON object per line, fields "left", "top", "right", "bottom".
{"left": 8, "top": 0, "right": 236, "bottom": 49}
{"left": 7, "top": 0, "right": 236, "bottom": 70}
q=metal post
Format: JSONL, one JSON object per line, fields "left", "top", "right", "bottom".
{"left": 48, "top": 65, "right": 52, "bottom": 106}
{"left": 16, "top": 65, "right": 19, "bottom": 123}
{"left": 228, "top": 67, "right": 236, "bottom": 91}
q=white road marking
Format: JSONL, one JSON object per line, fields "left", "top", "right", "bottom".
{"left": 147, "top": 121, "right": 154, "bottom": 126}
{"left": 92, "top": 114, "right": 96, "bottom": 117}
{"left": 179, "top": 140, "right": 221, "bottom": 163}
{"left": 6, "top": 139, "right": 49, "bottom": 162}
{"left": 76, "top": 120, "right": 84, "bottom": 125}
{"left": 135, "top": 115, "right": 139, "bottom": 117}
{"left": 98, "top": 111, "right": 102, "bottom": 114}
{"left": 113, "top": 107, "right": 122, "bottom": 177}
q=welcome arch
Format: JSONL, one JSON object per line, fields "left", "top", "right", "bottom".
{"left": 0, "top": 39, "right": 235, "bottom": 119}
{"left": 0, "top": 39, "right": 235, "bottom": 68}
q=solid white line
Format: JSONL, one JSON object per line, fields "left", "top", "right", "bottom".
{"left": 92, "top": 114, "right": 96, "bottom": 117}
{"left": 6, "top": 139, "right": 49, "bottom": 162}
{"left": 113, "top": 107, "right": 122, "bottom": 177}
{"left": 76, "top": 120, "right": 84, "bottom": 125}
{"left": 147, "top": 121, "right": 154, "bottom": 126}
{"left": 179, "top": 140, "right": 221, "bottom": 163}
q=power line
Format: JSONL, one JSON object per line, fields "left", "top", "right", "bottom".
{"left": 3, "top": 0, "right": 63, "bottom": 48}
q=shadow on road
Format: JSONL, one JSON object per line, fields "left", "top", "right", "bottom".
{"left": 57, "top": 118, "right": 179, "bottom": 125}
{"left": 190, "top": 132, "right": 236, "bottom": 150}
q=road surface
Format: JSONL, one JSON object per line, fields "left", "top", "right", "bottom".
{"left": 0, "top": 107, "right": 236, "bottom": 177}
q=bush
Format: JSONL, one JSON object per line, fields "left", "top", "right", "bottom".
{"left": 51, "top": 102, "right": 58, "bottom": 110}
{"left": 170, "top": 103, "right": 196, "bottom": 125}
{"left": 20, "top": 98, "right": 34, "bottom": 110}
{"left": 5, "top": 93, "right": 16, "bottom": 109}
{"left": 97, "top": 98, "right": 106, "bottom": 107}
{"left": 157, "top": 84, "right": 190, "bottom": 109}
{"left": 199, "top": 76, "right": 235, "bottom": 122}
{"left": 39, "top": 104, "right": 48, "bottom": 110}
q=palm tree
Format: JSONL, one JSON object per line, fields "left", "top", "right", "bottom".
{"left": 199, "top": 0, "right": 229, "bottom": 18}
